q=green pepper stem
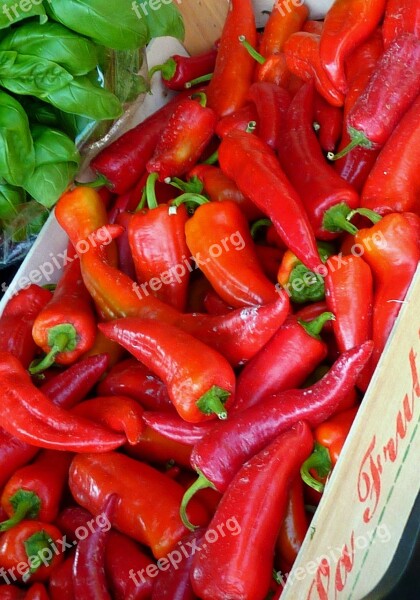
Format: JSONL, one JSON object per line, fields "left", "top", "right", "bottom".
{"left": 250, "top": 218, "right": 273, "bottom": 239}
{"left": 23, "top": 530, "right": 55, "bottom": 581}
{"left": 0, "top": 492, "right": 40, "bottom": 532}
{"left": 191, "top": 91, "right": 208, "bottom": 108}
{"left": 201, "top": 149, "right": 219, "bottom": 165}
{"left": 165, "top": 176, "right": 204, "bottom": 195}
{"left": 74, "top": 173, "right": 110, "bottom": 189}
{"left": 298, "top": 311, "right": 335, "bottom": 340}
{"left": 172, "top": 192, "right": 210, "bottom": 208}
{"left": 238, "top": 35, "right": 266, "bottom": 65}
{"left": 322, "top": 203, "right": 359, "bottom": 235}
{"left": 148, "top": 58, "right": 176, "bottom": 81}
{"left": 180, "top": 471, "right": 215, "bottom": 531}
{"left": 245, "top": 121, "right": 257, "bottom": 133}
{"left": 185, "top": 73, "right": 213, "bottom": 88}
{"left": 347, "top": 208, "right": 382, "bottom": 224}
{"left": 300, "top": 443, "right": 332, "bottom": 493}
{"left": 196, "top": 385, "right": 230, "bottom": 419}
{"left": 327, "top": 129, "right": 372, "bottom": 161}
{"left": 29, "top": 323, "right": 78, "bottom": 374}
{"left": 144, "top": 172, "right": 159, "bottom": 210}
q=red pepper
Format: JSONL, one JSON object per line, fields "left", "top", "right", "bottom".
{"left": 128, "top": 174, "right": 191, "bottom": 311}
{"left": 105, "top": 531, "right": 154, "bottom": 600}
{"left": 301, "top": 406, "right": 359, "bottom": 493}
{"left": 259, "top": 1, "right": 308, "bottom": 56}
{"left": 382, "top": 0, "right": 420, "bottom": 48}
{"left": 0, "top": 429, "right": 39, "bottom": 489}
{"left": 187, "top": 164, "right": 263, "bottom": 221}
{"left": 99, "top": 318, "right": 235, "bottom": 422}
{"left": 72, "top": 494, "right": 117, "bottom": 600}
{"left": 152, "top": 529, "right": 204, "bottom": 600}
{"left": 319, "top": 0, "right": 386, "bottom": 94}
{"left": 215, "top": 103, "right": 258, "bottom": 138}
{"left": 284, "top": 32, "right": 344, "bottom": 107}
{"left": 149, "top": 48, "right": 217, "bottom": 91}
{"left": 303, "top": 21, "right": 324, "bottom": 35}
{"left": 48, "top": 555, "right": 75, "bottom": 600}
{"left": 313, "top": 92, "right": 343, "bottom": 153}
{"left": 0, "top": 521, "right": 63, "bottom": 583}
{"left": 332, "top": 34, "right": 420, "bottom": 159}
{"left": 30, "top": 260, "right": 97, "bottom": 373}
{"left": 96, "top": 357, "right": 173, "bottom": 412}
{"left": 233, "top": 312, "right": 333, "bottom": 413}
{"left": 69, "top": 452, "right": 209, "bottom": 559}
{"left": 90, "top": 91, "right": 196, "bottom": 194}
{"left": 125, "top": 425, "right": 193, "bottom": 469}
{"left": 245, "top": 82, "right": 291, "bottom": 149}
{"left": 0, "top": 352, "right": 126, "bottom": 452}
{"left": 277, "top": 82, "right": 359, "bottom": 240}
{"left": 325, "top": 254, "right": 373, "bottom": 354}
{"left": 203, "top": 289, "right": 234, "bottom": 314}
{"left": 23, "top": 583, "right": 49, "bottom": 600}
{"left": 54, "top": 506, "right": 93, "bottom": 543}
{"left": 40, "top": 353, "right": 110, "bottom": 410}
{"left": 0, "top": 285, "right": 52, "bottom": 369}
{"left": 142, "top": 412, "right": 215, "bottom": 446}
{"left": 178, "top": 197, "right": 278, "bottom": 308}
{"left": 360, "top": 94, "right": 420, "bottom": 215}
{"left": 254, "top": 245, "right": 284, "bottom": 282}
{"left": 255, "top": 53, "right": 290, "bottom": 87}
{"left": 0, "top": 451, "right": 72, "bottom": 532}
{"left": 218, "top": 130, "right": 321, "bottom": 271}
{"left": 205, "top": 0, "right": 256, "bottom": 117}
{"left": 113, "top": 210, "right": 136, "bottom": 279}
{"left": 181, "top": 342, "right": 373, "bottom": 517}
{"left": 0, "top": 585, "right": 24, "bottom": 599}
{"left": 80, "top": 328, "right": 124, "bottom": 367}
{"left": 190, "top": 422, "right": 313, "bottom": 598}
{"left": 147, "top": 93, "right": 217, "bottom": 181}
{"left": 72, "top": 395, "right": 145, "bottom": 445}
{"left": 276, "top": 476, "right": 309, "bottom": 566}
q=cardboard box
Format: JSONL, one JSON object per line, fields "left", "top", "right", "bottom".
{"left": 1, "top": 2, "right": 419, "bottom": 598}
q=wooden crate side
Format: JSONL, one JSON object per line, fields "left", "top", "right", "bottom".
{"left": 281, "top": 266, "right": 420, "bottom": 600}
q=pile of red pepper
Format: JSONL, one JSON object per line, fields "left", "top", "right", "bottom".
{"left": 0, "top": 0, "right": 419, "bottom": 598}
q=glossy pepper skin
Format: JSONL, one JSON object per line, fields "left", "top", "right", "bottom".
{"left": 245, "top": 82, "right": 291, "bottom": 149}
{"left": 0, "top": 429, "right": 39, "bottom": 489}
{"left": 72, "top": 493, "right": 117, "bottom": 600}
{"left": 0, "top": 285, "right": 52, "bottom": 369}
{"left": 128, "top": 175, "right": 191, "bottom": 311}
{"left": 334, "top": 33, "right": 420, "bottom": 158}
{"left": 382, "top": 0, "right": 420, "bottom": 48}
{"left": 215, "top": 103, "right": 258, "bottom": 138}
{"left": 0, "top": 451, "right": 72, "bottom": 532}
{"left": 142, "top": 411, "right": 214, "bottom": 446}
{"left": 31, "top": 259, "right": 97, "bottom": 373}
{"left": 99, "top": 318, "right": 235, "bottom": 423}
{"left": 125, "top": 425, "right": 193, "bottom": 469}
{"left": 181, "top": 198, "right": 278, "bottom": 308}
{"left": 190, "top": 422, "right": 313, "bottom": 599}
{"left": 0, "top": 521, "right": 63, "bottom": 583}
{"left": 319, "top": 0, "right": 386, "bottom": 94}
{"left": 96, "top": 357, "right": 173, "bottom": 412}
{"left": 0, "top": 352, "right": 125, "bottom": 452}
{"left": 313, "top": 93, "right": 343, "bottom": 153}
{"left": 361, "top": 94, "right": 420, "bottom": 216}
{"left": 259, "top": 0, "right": 308, "bottom": 56}
{"left": 183, "top": 342, "right": 373, "bottom": 501}
{"left": 277, "top": 82, "right": 359, "bottom": 241}
{"left": 149, "top": 48, "right": 218, "bottom": 91}
{"left": 48, "top": 555, "right": 75, "bottom": 600}
{"left": 276, "top": 476, "right": 308, "bottom": 566}
{"left": 147, "top": 94, "right": 217, "bottom": 181}
{"left": 233, "top": 313, "right": 333, "bottom": 413}
{"left": 205, "top": 0, "right": 257, "bottom": 117}
{"left": 284, "top": 32, "right": 344, "bottom": 107}
{"left": 68, "top": 452, "right": 209, "bottom": 559}
{"left": 218, "top": 130, "right": 321, "bottom": 271}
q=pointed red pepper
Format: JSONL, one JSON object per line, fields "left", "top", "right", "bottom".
{"left": 125, "top": 425, "right": 193, "bottom": 469}
{"left": 99, "top": 318, "right": 235, "bottom": 423}
{"left": 142, "top": 411, "right": 215, "bottom": 446}
{"left": 313, "top": 92, "right": 343, "bottom": 153}
{"left": 276, "top": 476, "right": 309, "bottom": 566}
{"left": 382, "top": 0, "right": 420, "bottom": 48}
{"left": 245, "top": 81, "right": 291, "bottom": 149}
{"left": 215, "top": 103, "right": 258, "bottom": 137}
{"left": 149, "top": 47, "right": 217, "bottom": 91}
{"left": 218, "top": 129, "right": 321, "bottom": 271}
{"left": 48, "top": 555, "right": 75, "bottom": 600}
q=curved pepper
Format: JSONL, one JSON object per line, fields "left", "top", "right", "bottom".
{"left": 233, "top": 312, "right": 334, "bottom": 413}
{"left": 125, "top": 425, "right": 193, "bottom": 469}
{"left": 214, "top": 103, "right": 258, "bottom": 138}
{"left": 190, "top": 422, "right": 313, "bottom": 598}
{"left": 259, "top": 0, "right": 308, "bottom": 56}
{"left": 142, "top": 411, "right": 215, "bottom": 446}
{"left": 277, "top": 81, "right": 359, "bottom": 240}
{"left": 106, "top": 531, "right": 154, "bottom": 600}
{"left": 276, "top": 476, "right": 309, "bottom": 566}
{"left": 313, "top": 92, "right": 343, "bottom": 153}
{"left": 149, "top": 48, "right": 217, "bottom": 91}
{"left": 319, "top": 0, "right": 386, "bottom": 94}
{"left": 0, "top": 351, "right": 126, "bottom": 452}
{"left": 69, "top": 452, "right": 209, "bottom": 559}
{"left": 218, "top": 129, "right": 321, "bottom": 271}
{"left": 99, "top": 318, "right": 235, "bottom": 423}
{"left": 178, "top": 197, "right": 278, "bottom": 308}
{"left": 47, "top": 556, "right": 75, "bottom": 600}
{"left": 245, "top": 81, "right": 291, "bottom": 149}
{"left": 205, "top": 0, "right": 257, "bottom": 117}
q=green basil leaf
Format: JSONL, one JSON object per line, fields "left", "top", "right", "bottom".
{"left": 23, "top": 126, "right": 80, "bottom": 208}
{"left": 0, "top": 0, "right": 47, "bottom": 29}
{"left": 0, "top": 53, "right": 73, "bottom": 95}
{"left": 0, "top": 90, "right": 35, "bottom": 186}
{"left": 45, "top": 0, "right": 149, "bottom": 50}
{"left": 0, "top": 183, "right": 24, "bottom": 220}
{"left": 20, "top": 98, "right": 61, "bottom": 128}
{"left": 44, "top": 74, "right": 123, "bottom": 120}
{"left": 3, "top": 200, "right": 48, "bottom": 244}
{"left": 0, "top": 22, "right": 99, "bottom": 76}
{"left": 0, "top": 50, "right": 17, "bottom": 71}
{"left": 134, "top": 0, "right": 185, "bottom": 42}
